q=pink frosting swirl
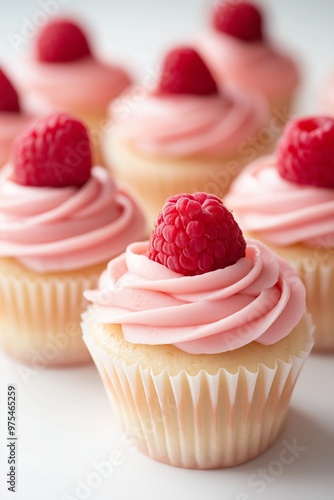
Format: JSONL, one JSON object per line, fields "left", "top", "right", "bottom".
{"left": 0, "top": 166, "right": 145, "bottom": 272}
{"left": 109, "top": 87, "right": 268, "bottom": 157}
{"left": 85, "top": 239, "right": 305, "bottom": 354}
{"left": 197, "top": 31, "right": 300, "bottom": 103}
{"left": 225, "top": 156, "right": 334, "bottom": 247}
{"left": 11, "top": 54, "right": 131, "bottom": 113}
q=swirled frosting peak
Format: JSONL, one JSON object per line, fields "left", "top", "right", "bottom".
{"left": 110, "top": 85, "right": 268, "bottom": 158}
{"left": 225, "top": 156, "right": 334, "bottom": 247}
{"left": 0, "top": 166, "right": 145, "bottom": 272}
{"left": 11, "top": 53, "right": 132, "bottom": 114}
{"left": 85, "top": 239, "right": 306, "bottom": 354}
{"left": 196, "top": 29, "right": 299, "bottom": 102}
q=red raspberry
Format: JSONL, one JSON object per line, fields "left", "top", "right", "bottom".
{"left": 0, "top": 69, "right": 20, "bottom": 112}
{"left": 213, "top": 1, "right": 263, "bottom": 42}
{"left": 148, "top": 193, "right": 246, "bottom": 276}
{"left": 36, "top": 19, "right": 92, "bottom": 63}
{"left": 277, "top": 116, "right": 334, "bottom": 189}
{"left": 156, "top": 47, "right": 218, "bottom": 96}
{"left": 12, "top": 112, "right": 92, "bottom": 188}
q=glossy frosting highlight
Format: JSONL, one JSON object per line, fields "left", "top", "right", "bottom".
{"left": 110, "top": 88, "right": 268, "bottom": 157}
{"left": 85, "top": 239, "right": 305, "bottom": 354}
{"left": 0, "top": 166, "right": 145, "bottom": 272}
{"left": 225, "top": 156, "right": 334, "bottom": 247}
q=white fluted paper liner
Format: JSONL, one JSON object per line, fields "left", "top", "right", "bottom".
{"left": 82, "top": 313, "right": 314, "bottom": 469}
{"left": 0, "top": 262, "right": 106, "bottom": 366}
{"left": 288, "top": 254, "right": 334, "bottom": 351}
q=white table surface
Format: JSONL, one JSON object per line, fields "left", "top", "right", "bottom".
{"left": 1, "top": 1, "right": 334, "bottom": 499}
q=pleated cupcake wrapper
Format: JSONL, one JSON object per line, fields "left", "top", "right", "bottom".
{"left": 0, "top": 269, "right": 104, "bottom": 367}
{"left": 83, "top": 314, "right": 314, "bottom": 469}
{"left": 285, "top": 253, "right": 334, "bottom": 351}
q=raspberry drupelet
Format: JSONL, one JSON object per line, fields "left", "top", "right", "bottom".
{"left": 277, "top": 116, "right": 334, "bottom": 188}
{"left": 148, "top": 192, "right": 246, "bottom": 276}
{"left": 12, "top": 112, "right": 92, "bottom": 188}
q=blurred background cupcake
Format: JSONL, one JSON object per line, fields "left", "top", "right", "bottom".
{"left": 104, "top": 46, "right": 270, "bottom": 230}
{"left": 196, "top": 1, "right": 301, "bottom": 126}
{"left": 0, "top": 112, "right": 145, "bottom": 366}
{"left": 225, "top": 115, "right": 334, "bottom": 351}
{"left": 9, "top": 18, "right": 132, "bottom": 165}
{"left": 83, "top": 192, "right": 313, "bottom": 469}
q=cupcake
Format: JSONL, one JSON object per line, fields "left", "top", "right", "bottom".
{"left": 196, "top": 1, "right": 300, "bottom": 125}
{"left": 225, "top": 116, "right": 334, "bottom": 351}
{"left": 103, "top": 46, "right": 269, "bottom": 229}
{"left": 0, "top": 68, "right": 35, "bottom": 168}
{"left": 83, "top": 192, "right": 313, "bottom": 469}
{"left": 0, "top": 112, "right": 145, "bottom": 367}
{"left": 10, "top": 18, "right": 132, "bottom": 165}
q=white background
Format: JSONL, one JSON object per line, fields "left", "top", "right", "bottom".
{"left": 1, "top": 1, "right": 334, "bottom": 499}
